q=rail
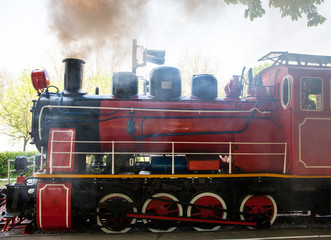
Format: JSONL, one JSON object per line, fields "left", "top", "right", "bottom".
{"left": 6, "top": 159, "right": 15, "bottom": 184}
{"left": 48, "top": 140, "right": 288, "bottom": 175}
{"left": 7, "top": 156, "right": 36, "bottom": 184}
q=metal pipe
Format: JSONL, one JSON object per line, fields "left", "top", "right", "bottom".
{"left": 229, "top": 142, "right": 232, "bottom": 174}
{"left": 172, "top": 142, "right": 175, "bottom": 174}
{"left": 7, "top": 159, "right": 10, "bottom": 184}
{"left": 283, "top": 142, "right": 287, "bottom": 174}
{"left": 40, "top": 146, "right": 44, "bottom": 171}
{"left": 112, "top": 141, "right": 115, "bottom": 175}
{"left": 50, "top": 133, "right": 54, "bottom": 174}
{"left": 132, "top": 39, "right": 137, "bottom": 74}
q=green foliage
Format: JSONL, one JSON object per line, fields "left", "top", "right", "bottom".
{"left": 225, "top": 0, "right": 326, "bottom": 27}
{"left": 0, "top": 72, "right": 7, "bottom": 100}
{"left": 242, "top": 62, "right": 272, "bottom": 97}
{"left": 0, "top": 151, "right": 37, "bottom": 178}
{"left": 244, "top": 0, "right": 265, "bottom": 21}
{"left": 0, "top": 70, "right": 38, "bottom": 151}
{"left": 83, "top": 72, "right": 112, "bottom": 95}
{"left": 251, "top": 62, "right": 272, "bottom": 75}
{"left": 270, "top": 0, "right": 327, "bottom": 26}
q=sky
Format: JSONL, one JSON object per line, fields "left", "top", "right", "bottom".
{"left": 0, "top": 0, "right": 330, "bottom": 78}
{"left": 0, "top": 0, "right": 331, "bottom": 151}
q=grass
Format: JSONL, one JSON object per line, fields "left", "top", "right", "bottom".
{"left": 0, "top": 181, "right": 7, "bottom": 189}
{"left": 0, "top": 179, "right": 15, "bottom": 188}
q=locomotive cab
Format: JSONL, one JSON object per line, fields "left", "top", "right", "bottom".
{"left": 256, "top": 52, "right": 331, "bottom": 175}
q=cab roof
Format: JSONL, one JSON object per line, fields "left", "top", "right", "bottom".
{"left": 258, "top": 51, "right": 331, "bottom": 67}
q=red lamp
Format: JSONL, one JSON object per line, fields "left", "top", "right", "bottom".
{"left": 31, "top": 69, "right": 50, "bottom": 94}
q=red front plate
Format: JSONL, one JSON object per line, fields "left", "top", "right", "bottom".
{"left": 36, "top": 182, "right": 72, "bottom": 229}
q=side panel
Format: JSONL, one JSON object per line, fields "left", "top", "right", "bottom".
{"left": 36, "top": 182, "right": 72, "bottom": 229}
{"left": 47, "top": 128, "right": 76, "bottom": 173}
{"left": 297, "top": 118, "right": 331, "bottom": 171}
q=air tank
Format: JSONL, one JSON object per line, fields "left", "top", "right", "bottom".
{"left": 150, "top": 66, "right": 181, "bottom": 100}
{"left": 192, "top": 74, "right": 218, "bottom": 100}
{"left": 112, "top": 72, "right": 138, "bottom": 98}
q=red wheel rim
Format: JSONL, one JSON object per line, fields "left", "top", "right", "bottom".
{"left": 142, "top": 193, "right": 183, "bottom": 232}
{"left": 187, "top": 192, "right": 227, "bottom": 231}
{"left": 240, "top": 195, "right": 277, "bottom": 224}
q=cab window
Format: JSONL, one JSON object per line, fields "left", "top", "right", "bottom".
{"left": 281, "top": 76, "right": 291, "bottom": 109}
{"left": 301, "top": 78, "right": 322, "bottom": 111}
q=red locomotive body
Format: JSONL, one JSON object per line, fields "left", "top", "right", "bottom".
{"left": 5, "top": 52, "right": 331, "bottom": 233}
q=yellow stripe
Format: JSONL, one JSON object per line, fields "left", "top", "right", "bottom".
{"left": 33, "top": 173, "right": 331, "bottom": 179}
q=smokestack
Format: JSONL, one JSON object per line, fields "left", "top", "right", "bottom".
{"left": 63, "top": 58, "right": 85, "bottom": 94}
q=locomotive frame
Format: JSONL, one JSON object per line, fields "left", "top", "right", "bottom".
{"left": 4, "top": 51, "right": 331, "bottom": 233}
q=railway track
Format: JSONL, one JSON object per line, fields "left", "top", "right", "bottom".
{"left": 2, "top": 215, "right": 331, "bottom": 238}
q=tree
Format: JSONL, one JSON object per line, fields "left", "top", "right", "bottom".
{"left": 251, "top": 62, "right": 272, "bottom": 76}
{"left": 0, "top": 70, "right": 37, "bottom": 152}
{"left": 0, "top": 45, "right": 122, "bottom": 152}
{"left": 81, "top": 44, "right": 126, "bottom": 95}
{"left": 0, "top": 69, "right": 11, "bottom": 100}
{"left": 83, "top": 72, "right": 112, "bottom": 95}
{"left": 224, "top": 0, "right": 326, "bottom": 27}
{"left": 176, "top": 50, "right": 216, "bottom": 96}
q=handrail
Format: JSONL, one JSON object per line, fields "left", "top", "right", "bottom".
{"left": 7, "top": 156, "right": 36, "bottom": 184}
{"left": 48, "top": 140, "right": 288, "bottom": 175}
{"left": 7, "top": 159, "right": 14, "bottom": 184}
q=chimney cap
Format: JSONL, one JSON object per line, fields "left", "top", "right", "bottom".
{"left": 62, "top": 58, "right": 85, "bottom": 64}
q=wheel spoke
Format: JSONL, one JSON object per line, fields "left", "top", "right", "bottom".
{"left": 142, "top": 193, "right": 183, "bottom": 233}
{"left": 191, "top": 212, "right": 202, "bottom": 217}
{"left": 264, "top": 206, "right": 274, "bottom": 211}
{"left": 239, "top": 195, "right": 277, "bottom": 226}
{"left": 102, "top": 218, "right": 113, "bottom": 226}
{"left": 212, "top": 214, "right": 223, "bottom": 220}
{"left": 96, "top": 193, "right": 137, "bottom": 234}
{"left": 187, "top": 192, "right": 227, "bottom": 232}
{"left": 167, "top": 209, "right": 180, "bottom": 214}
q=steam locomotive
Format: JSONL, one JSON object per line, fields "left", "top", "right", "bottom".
{"left": 4, "top": 51, "right": 331, "bottom": 233}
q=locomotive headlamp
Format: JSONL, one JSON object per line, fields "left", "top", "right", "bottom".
{"left": 14, "top": 156, "right": 32, "bottom": 172}
{"left": 31, "top": 69, "right": 50, "bottom": 94}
